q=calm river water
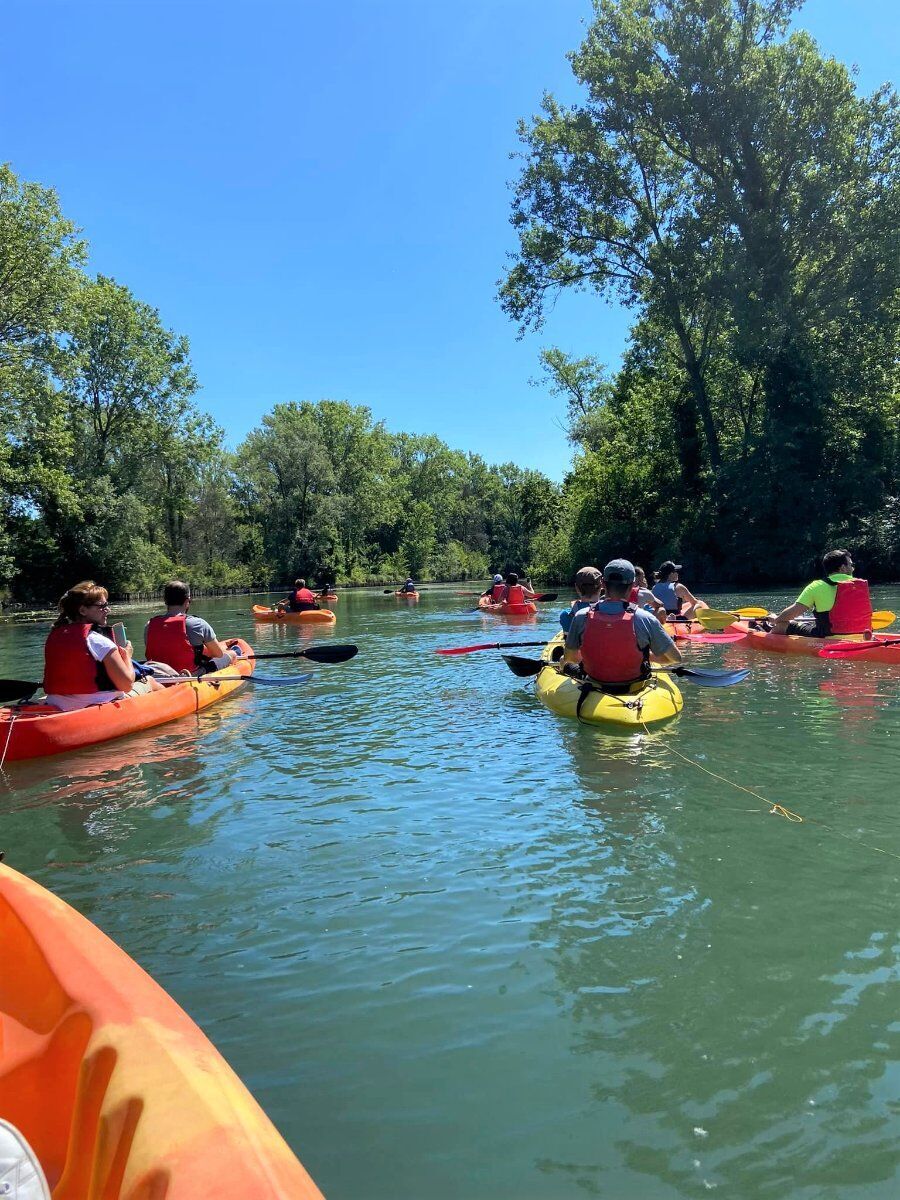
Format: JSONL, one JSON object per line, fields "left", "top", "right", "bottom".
{"left": 2, "top": 586, "right": 900, "bottom": 1198}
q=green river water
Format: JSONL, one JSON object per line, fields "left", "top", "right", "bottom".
{"left": 2, "top": 586, "right": 899, "bottom": 1199}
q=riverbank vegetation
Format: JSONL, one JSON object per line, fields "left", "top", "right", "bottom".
{"left": 502, "top": 0, "right": 900, "bottom": 584}
{"left": 3, "top": 0, "right": 898, "bottom": 604}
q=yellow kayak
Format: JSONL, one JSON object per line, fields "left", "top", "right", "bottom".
{"left": 534, "top": 634, "right": 683, "bottom": 728}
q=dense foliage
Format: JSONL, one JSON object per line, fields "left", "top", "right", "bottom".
{"left": 0, "top": 162, "right": 560, "bottom": 602}
{"left": 502, "top": 0, "right": 900, "bottom": 584}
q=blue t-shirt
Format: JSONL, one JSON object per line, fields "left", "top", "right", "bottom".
{"left": 651, "top": 580, "right": 680, "bottom": 613}
{"left": 565, "top": 600, "right": 676, "bottom": 656}
{"left": 559, "top": 599, "right": 592, "bottom": 634}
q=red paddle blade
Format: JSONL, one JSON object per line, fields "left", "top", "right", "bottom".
{"left": 819, "top": 637, "right": 900, "bottom": 658}
{"left": 435, "top": 643, "right": 498, "bottom": 655}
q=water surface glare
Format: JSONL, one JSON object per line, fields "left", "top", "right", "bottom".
{"left": 2, "top": 587, "right": 900, "bottom": 1198}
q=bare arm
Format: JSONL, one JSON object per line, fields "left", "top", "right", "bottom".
{"left": 101, "top": 646, "right": 136, "bottom": 692}
{"left": 772, "top": 601, "right": 808, "bottom": 634}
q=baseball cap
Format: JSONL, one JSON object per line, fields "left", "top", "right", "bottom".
{"left": 657, "top": 560, "right": 682, "bottom": 577}
{"left": 493, "top": 573, "right": 503, "bottom": 583}
{"left": 603, "top": 558, "right": 636, "bottom": 585}
{"left": 574, "top": 566, "right": 603, "bottom": 593}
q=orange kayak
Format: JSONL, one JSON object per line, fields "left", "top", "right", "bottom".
{"left": 0, "top": 638, "right": 254, "bottom": 763}
{"left": 734, "top": 620, "right": 900, "bottom": 662}
{"left": 252, "top": 605, "right": 336, "bottom": 624}
{"left": 478, "top": 596, "right": 537, "bottom": 616}
{"left": 0, "top": 863, "right": 323, "bottom": 1199}
{"left": 318, "top": 594, "right": 339, "bottom": 603}
{"left": 394, "top": 591, "right": 419, "bottom": 600}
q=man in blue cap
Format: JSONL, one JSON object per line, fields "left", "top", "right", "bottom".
{"left": 563, "top": 558, "right": 681, "bottom": 689}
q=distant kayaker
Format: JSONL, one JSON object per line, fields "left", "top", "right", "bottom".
{"left": 43, "top": 581, "right": 163, "bottom": 711}
{"left": 145, "top": 581, "right": 240, "bottom": 674}
{"left": 633, "top": 567, "right": 667, "bottom": 619}
{"left": 498, "top": 572, "right": 536, "bottom": 606}
{"left": 483, "top": 574, "right": 506, "bottom": 602}
{"left": 400, "top": 578, "right": 417, "bottom": 594}
{"left": 559, "top": 566, "right": 603, "bottom": 634}
{"left": 318, "top": 582, "right": 337, "bottom": 600}
{"left": 281, "top": 579, "right": 319, "bottom": 612}
{"left": 651, "top": 561, "right": 707, "bottom": 620}
{"left": 769, "top": 549, "right": 872, "bottom": 636}
{"left": 563, "top": 558, "right": 682, "bottom": 689}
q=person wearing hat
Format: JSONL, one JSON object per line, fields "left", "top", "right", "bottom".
{"left": 651, "top": 561, "right": 707, "bottom": 620}
{"left": 559, "top": 565, "right": 604, "bottom": 634}
{"left": 497, "top": 572, "right": 537, "bottom": 606}
{"left": 563, "top": 558, "right": 681, "bottom": 689}
{"left": 482, "top": 573, "right": 507, "bottom": 604}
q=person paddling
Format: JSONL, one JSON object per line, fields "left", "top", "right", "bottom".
{"left": 768, "top": 549, "right": 872, "bottom": 637}
{"left": 498, "top": 572, "right": 536, "bottom": 606}
{"left": 400, "top": 578, "right": 417, "bottom": 594}
{"left": 482, "top": 574, "right": 506, "bottom": 602}
{"left": 559, "top": 566, "right": 603, "bottom": 634}
{"left": 145, "top": 581, "right": 240, "bottom": 675}
{"left": 651, "top": 561, "right": 707, "bottom": 621}
{"left": 43, "top": 581, "right": 163, "bottom": 711}
{"left": 280, "top": 578, "right": 319, "bottom": 613}
{"left": 563, "top": 559, "right": 682, "bottom": 689}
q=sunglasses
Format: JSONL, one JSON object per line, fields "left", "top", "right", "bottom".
{"left": 83, "top": 601, "right": 111, "bottom": 610}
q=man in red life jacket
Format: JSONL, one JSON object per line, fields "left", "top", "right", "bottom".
{"left": 498, "top": 572, "right": 537, "bottom": 606}
{"left": 562, "top": 558, "right": 681, "bottom": 690}
{"left": 145, "top": 581, "right": 239, "bottom": 674}
{"left": 280, "top": 578, "right": 319, "bottom": 612}
{"left": 770, "top": 549, "right": 872, "bottom": 636}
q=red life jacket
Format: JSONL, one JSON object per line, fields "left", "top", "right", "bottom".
{"left": 579, "top": 603, "right": 650, "bottom": 686}
{"left": 820, "top": 577, "right": 872, "bottom": 635}
{"left": 503, "top": 584, "right": 526, "bottom": 606}
{"left": 490, "top": 584, "right": 505, "bottom": 602}
{"left": 292, "top": 587, "right": 316, "bottom": 605}
{"left": 145, "top": 614, "right": 198, "bottom": 672}
{"left": 43, "top": 623, "right": 115, "bottom": 695}
{"left": 629, "top": 586, "right": 640, "bottom": 604}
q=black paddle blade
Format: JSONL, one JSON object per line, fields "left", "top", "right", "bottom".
{"left": 247, "top": 645, "right": 358, "bottom": 664}
{"left": 502, "top": 655, "right": 544, "bottom": 678}
{"left": 534, "top": 593, "right": 558, "bottom": 602}
{"left": 675, "top": 666, "right": 751, "bottom": 687}
{"left": 0, "top": 679, "right": 41, "bottom": 703}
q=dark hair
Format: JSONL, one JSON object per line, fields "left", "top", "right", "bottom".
{"left": 164, "top": 580, "right": 190, "bottom": 606}
{"left": 295, "top": 578, "right": 305, "bottom": 588}
{"left": 55, "top": 580, "right": 108, "bottom": 627}
{"left": 604, "top": 578, "right": 632, "bottom": 600}
{"left": 506, "top": 572, "right": 519, "bottom": 585}
{"left": 822, "top": 549, "right": 851, "bottom": 576}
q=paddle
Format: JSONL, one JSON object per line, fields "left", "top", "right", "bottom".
{"left": 502, "top": 655, "right": 750, "bottom": 687}
{"left": 436, "top": 640, "right": 548, "bottom": 656}
{"left": 154, "top": 671, "right": 314, "bottom": 687}
{"left": 817, "top": 637, "right": 900, "bottom": 658}
{"left": 384, "top": 588, "right": 422, "bottom": 594}
{"left": 239, "top": 645, "right": 357, "bottom": 664}
{"left": 0, "top": 679, "right": 41, "bottom": 704}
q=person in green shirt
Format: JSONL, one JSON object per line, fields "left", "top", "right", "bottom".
{"left": 770, "top": 549, "right": 872, "bottom": 636}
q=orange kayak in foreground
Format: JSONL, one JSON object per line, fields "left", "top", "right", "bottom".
{"left": 252, "top": 605, "right": 336, "bottom": 624}
{"left": 0, "top": 863, "right": 323, "bottom": 1199}
{"left": 0, "top": 638, "right": 254, "bottom": 763}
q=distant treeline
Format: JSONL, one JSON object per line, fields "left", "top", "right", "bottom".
{"left": 3, "top": 1, "right": 900, "bottom": 605}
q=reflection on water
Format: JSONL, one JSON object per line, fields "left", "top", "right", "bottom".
{"left": 2, "top": 587, "right": 900, "bottom": 1198}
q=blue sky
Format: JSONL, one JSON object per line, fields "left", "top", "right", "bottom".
{"left": 2, "top": 1, "right": 897, "bottom": 480}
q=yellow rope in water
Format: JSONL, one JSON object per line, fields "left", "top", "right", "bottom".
{"left": 641, "top": 720, "right": 900, "bottom": 862}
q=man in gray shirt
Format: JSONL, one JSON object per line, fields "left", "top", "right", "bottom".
{"left": 564, "top": 558, "right": 681, "bottom": 683}
{"left": 144, "top": 581, "right": 239, "bottom": 674}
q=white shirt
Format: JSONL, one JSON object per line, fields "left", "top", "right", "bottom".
{"left": 44, "top": 630, "right": 127, "bottom": 711}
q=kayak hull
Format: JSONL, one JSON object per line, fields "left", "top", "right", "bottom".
{"left": 252, "top": 605, "right": 336, "bottom": 624}
{"left": 394, "top": 591, "right": 419, "bottom": 600}
{"left": 534, "top": 635, "right": 683, "bottom": 727}
{"left": 0, "top": 863, "right": 322, "bottom": 1199}
{"left": 0, "top": 639, "right": 254, "bottom": 763}
{"left": 734, "top": 621, "right": 900, "bottom": 662}
{"left": 478, "top": 597, "right": 537, "bottom": 616}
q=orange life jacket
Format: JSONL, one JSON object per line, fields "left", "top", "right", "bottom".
{"left": 579, "top": 603, "right": 650, "bottom": 686}
{"left": 490, "top": 584, "right": 505, "bottom": 602}
{"left": 819, "top": 577, "right": 872, "bottom": 636}
{"left": 44, "top": 623, "right": 114, "bottom": 695}
{"left": 503, "top": 584, "right": 526, "bottom": 606}
{"left": 145, "top": 614, "right": 198, "bottom": 672}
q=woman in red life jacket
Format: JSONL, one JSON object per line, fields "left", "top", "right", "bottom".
{"left": 145, "top": 580, "right": 240, "bottom": 674}
{"left": 279, "top": 578, "right": 319, "bottom": 613}
{"left": 770, "top": 549, "right": 873, "bottom": 636}
{"left": 498, "top": 572, "right": 537, "bottom": 606}
{"left": 562, "top": 559, "right": 682, "bottom": 691}
{"left": 43, "top": 581, "right": 163, "bottom": 712}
